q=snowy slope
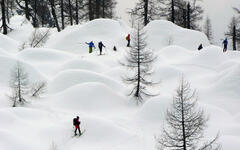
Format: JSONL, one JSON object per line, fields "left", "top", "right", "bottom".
{"left": 0, "top": 16, "right": 239, "bottom": 150}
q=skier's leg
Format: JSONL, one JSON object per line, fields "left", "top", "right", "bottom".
{"left": 74, "top": 127, "right": 77, "bottom": 136}
{"left": 89, "top": 47, "right": 93, "bottom": 53}
{"left": 78, "top": 127, "right": 81, "bottom": 135}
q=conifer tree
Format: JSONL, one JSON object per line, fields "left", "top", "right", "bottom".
{"left": 156, "top": 78, "right": 221, "bottom": 150}
{"left": 122, "top": 24, "right": 156, "bottom": 104}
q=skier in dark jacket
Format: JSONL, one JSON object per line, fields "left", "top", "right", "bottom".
{"left": 86, "top": 41, "right": 96, "bottom": 53}
{"left": 73, "top": 116, "right": 81, "bottom": 136}
{"left": 198, "top": 43, "right": 203, "bottom": 50}
{"left": 223, "top": 38, "right": 228, "bottom": 52}
{"left": 126, "top": 34, "right": 130, "bottom": 47}
{"left": 98, "top": 41, "right": 105, "bottom": 55}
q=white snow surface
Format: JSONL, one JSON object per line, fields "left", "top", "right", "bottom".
{"left": 0, "top": 16, "right": 239, "bottom": 150}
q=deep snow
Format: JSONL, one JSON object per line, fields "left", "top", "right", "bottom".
{"left": 0, "top": 16, "right": 239, "bottom": 150}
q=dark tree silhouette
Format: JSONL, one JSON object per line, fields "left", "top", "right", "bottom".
{"left": 225, "top": 17, "right": 240, "bottom": 50}
{"left": 132, "top": 0, "right": 163, "bottom": 26}
{"left": 49, "top": 0, "right": 60, "bottom": 32}
{"left": 122, "top": 24, "right": 157, "bottom": 104}
{"left": 1, "top": 0, "right": 8, "bottom": 34}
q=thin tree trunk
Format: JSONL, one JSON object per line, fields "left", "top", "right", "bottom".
{"left": 135, "top": 26, "right": 141, "bottom": 100}
{"left": 41, "top": 13, "right": 44, "bottom": 27}
{"left": 68, "top": 0, "right": 73, "bottom": 25}
{"left": 144, "top": 0, "right": 149, "bottom": 26}
{"left": 187, "top": 3, "right": 191, "bottom": 29}
{"left": 96, "top": 0, "right": 100, "bottom": 18}
{"left": 89, "top": 0, "right": 93, "bottom": 20}
{"left": 75, "top": 0, "right": 79, "bottom": 24}
{"left": 61, "top": 0, "right": 65, "bottom": 29}
{"left": 33, "top": 0, "right": 38, "bottom": 27}
{"left": 171, "top": 0, "right": 175, "bottom": 23}
{"left": 6, "top": 0, "right": 10, "bottom": 23}
{"left": 102, "top": 0, "right": 105, "bottom": 18}
{"left": 233, "top": 25, "right": 237, "bottom": 50}
{"left": 49, "top": 0, "right": 61, "bottom": 32}
{"left": 25, "top": 0, "right": 30, "bottom": 20}
{"left": 180, "top": 85, "right": 187, "bottom": 150}
{"left": 182, "top": 8, "right": 186, "bottom": 28}
{"left": 17, "top": 67, "right": 22, "bottom": 103}
{"left": 1, "top": 0, "right": 8, "bottom": 35}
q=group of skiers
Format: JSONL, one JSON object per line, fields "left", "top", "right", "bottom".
{"left": 198, "top": 38, "right": 228, "bottom": 52}
{"left": 85, "top": 41, "right": 105, "bottom": 55}
{"left": 87, "top": 34, "right": 229, "bottom": 54}
{"left": 85, "top": 34, "right": 131, "bottom": 55}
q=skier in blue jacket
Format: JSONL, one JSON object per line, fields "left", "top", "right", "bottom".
{"left": 86, "top": 41, "right": 96, "bottom": 53}
{"left": 222, "top": 38, "right": 228, "bottom": 52}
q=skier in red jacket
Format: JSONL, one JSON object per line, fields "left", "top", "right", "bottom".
{"left": 73, "top": 116, "right": 81, "bottom": 136}
{"left": 126, "top": 34, "right": 130, "bottom": 47}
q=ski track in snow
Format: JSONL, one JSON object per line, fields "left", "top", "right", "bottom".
{"left": 0, "top": 16, "right": 239, "bottom": 150}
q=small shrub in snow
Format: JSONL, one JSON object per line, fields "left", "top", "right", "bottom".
{"left": 19, "top": 28, "right": 50, "bottom": 50}
{"left": 31, "top": 81, "right": 47, "bottom": 97}
{"left": 29, "top": 28, "right": 50, "bottom": 48}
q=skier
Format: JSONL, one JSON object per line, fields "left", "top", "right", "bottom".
{"left": 86, "top": 41, "right": 96, "bottom": 53}
{"left": 126, "top": 34, "right": 130, "bottom": 47}
{"left": 222, "top": 38, "right": 228, "bottom": 52}
{"left": 98, "top": 41, "right": 106, "bottom": 55}
{"left": 198, "top": 43, "right": 203, "bottom": 50}
{"left": 73, "top": 116, "right": 81, "bottom": 136}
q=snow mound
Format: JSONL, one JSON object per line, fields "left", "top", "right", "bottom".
{"left": 183, "top": 46, "right": 227, "bottom": 68}
{"left": 0, "top": 56, "right": 46, "bottom": 86}
{"left": 212, "top": 64, "right": 240, "bottom": 95}
{"left": 49, "top": 83, "right": 128, "bottom": 112}
{"left": 136, "top": 96, "right": 171, "bottom": 122}
{"left": 0, "top": 48, "right": 11, "bottom": 56}
{"left": 48, "top": 69, "right": 124, "bottom": 93}
{"left": 17, "top": 48, "right": 74, "bottom": 63}
{"left": 0, "top": 33, "right": 19, "bottom": 52}
{"left": 58, "top": 59, "right": 108, "bottom": 73}
{"left": 157, "top": 45, "right": 194, "bottom": 63}
{"left": 46, "top": 19, "right": 128, "bottom": 53}
{"left": 145, "top": 20, "right": 210, "bottom": 50}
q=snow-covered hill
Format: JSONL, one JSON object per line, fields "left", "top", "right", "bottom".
{"left": 0, "top": 16, "right": 239, "bottom": 150}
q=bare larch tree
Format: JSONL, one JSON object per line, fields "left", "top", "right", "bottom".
{"left": 122, "top": 24, "right": 156, "bottom": 104}
{"left": 9, "top": 63, "right": 29, "bottom": 107}
{"left": 156, "top": 78, "right": 221, "bottom": 150}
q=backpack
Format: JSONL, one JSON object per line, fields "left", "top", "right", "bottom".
{"left": 98, "top": 42, "right": 102, "bottom": 48}
{"left": 73, "top": 118, "right": 77, "bottom": 126}
{"left": 126, "top": 34, "right": 130, "bottom": 40}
